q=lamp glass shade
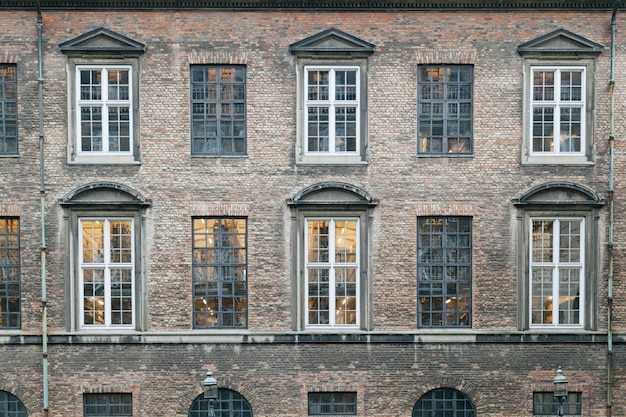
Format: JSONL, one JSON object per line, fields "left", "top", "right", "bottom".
{"left": 204, "top": 384, "right": 218, "bottom": 400}
{"left": 203, "top": 370, "right": 218, "bottom": 400}
{"left": 553, "top": 367, "right": 569, "bottom": 398}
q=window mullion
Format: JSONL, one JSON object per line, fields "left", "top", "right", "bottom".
{"left": 101, "top": 68, "right": 110, "bottom": 153}
{"left": 329, "top": 69, "right": 336, "bottom": 153}
{"left": 103, "top": 219, "right": 112, "bottom": 327}
{"left": 553, "top": 70, "right": 562, "bottom": 153}
{"left": 216, "top": 223, "right": 224, "bottom": 326}
{"left": 215, "top": 74, "right": 222, "bottom": 154}
{"left": 442, "top": 80, "right": 449, "bottom": 152}
{"left": 328, "top": 219, "right": 337, "bottom": 326}
{"left": 552, "top": 219, "right": 561, "bottom": 323}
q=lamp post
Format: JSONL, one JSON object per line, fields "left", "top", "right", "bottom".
{"left": 203, "top": 370, "right": 218, "bottom": 417}
{"left": 552, "top": 367, "right": 569, "bottom": 417}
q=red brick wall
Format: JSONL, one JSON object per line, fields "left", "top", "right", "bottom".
{"left": 0, "top": 6, "right": 623, "bottom": 417}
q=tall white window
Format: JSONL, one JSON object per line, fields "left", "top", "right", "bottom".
{"left": 305, "top": 218, "right": 359, "bottom": 327}
{"left": 76, "top": 66, "right": 132, "bottom": 154}
{"left": 80, "top": 218, "right": 134, "bottom": 328}
{"left": 530, "top": 218, "right": 584, "bottom": 327}
{"left": 305, "top": 66, "right": 359, "bottom": 155}
{"left": 530, "top": 67, "right": 585, "bottom": 155}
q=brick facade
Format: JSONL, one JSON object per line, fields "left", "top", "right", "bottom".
{"left": 0, "top": 1, "right": 624, "bottom": 416}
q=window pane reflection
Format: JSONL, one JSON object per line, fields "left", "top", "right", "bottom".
{"left": 193, "top": 217, "right": 247, "bottom": 328}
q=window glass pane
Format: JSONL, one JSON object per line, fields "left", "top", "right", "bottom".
{"left": 418, "top": 65, "right": 473, "bottom": 155}
{"left": 191, "top": 65, "right": 246, "bottom": 155}
{"left": 533, "top": 392, "right": 582, "bottom": 415}
{"left": 530, "top": 67, "right": 585, "bottom": 155}
{"left": 308, "top": 70, "right": 329, "bottom": 100}
{"left": 0, "top": 65, "right": 18, "bottom": 155}
{"left": 530, "top": 218, "right": 584, "bottom": 327}
{"left": 192, "top": 217, "right": 248, "bottom": 328}
{"left": 559, "top": 107, "right": 581, "bottom": 152}
{"left": 0, "top": 218, "right": 20, "bottom": 328}
{"left": 305, "top": 67, "right": 359, "bottom": 154}
{"left": 306, "top": 218, "right": 359, "bottom": 327}
{"left": 412, "top": 388, "right": 475, "bottom": 417}
{"left": 309, "top": 392, "right": 357, "bottom": 415}
{"left": 307, "top": 106, "right": 330, "bottom": 152}
{"left": 0, "top": 391, "right": 27, "bottom": 417}
{"left": 80, "top": 218, "right": 135, "bottom": 328}
{"left": 418, "top": 217, "right": 472, "bottom": 327}
{"left": 84, "top": 393, "right": 131, "bottom": 417}
{"left": 77, "top": 67, "right": 133, "bottom": 154}
{"left": 189, "top": 389, "right": 252, "bottom": 417}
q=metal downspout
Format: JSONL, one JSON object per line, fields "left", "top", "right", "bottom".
{"left": 608, "top": 2, "right": 619, "bottom": 416}
{"left": 36, "top": 1, "right": 49, "bottom": 416}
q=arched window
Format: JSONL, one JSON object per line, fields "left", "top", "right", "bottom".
{"left": 0, "top": 391, "right": 27, "bottom": 417}
{"left": 189, "top": 389, "right": 252, "bottom": 417}
{"left": 412, "top": 388, "right": 475, "bottom": 417}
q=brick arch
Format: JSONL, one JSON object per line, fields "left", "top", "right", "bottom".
{"left": 0, "top": 386, "right": 32, "bottom": 416}
{"left": 175, "top": 378, "right": 255, "bottom": 417}
{"left": 401, "top": 376, "right": 483, "bottom": 416}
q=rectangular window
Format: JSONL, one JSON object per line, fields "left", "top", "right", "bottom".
{"left": 191, "top": 65, "right": 246, "bottom": 155}
{"left": 531, "top": 67, "right": 585, "bottom": 155}
{"left": 533, "top": 392, "right": 581, "bottom": 415}
{"left": 418, "top": 65, "right": 473, "bottom": 155}
{"left": 418, "top": 217, "right": 472, "bottom": 327}
{"left": 0, "top": 218, "right": 19, "bottom": 328}
{"left": 193, "top": 217, "right": 247, "bottom": 328}
{"left": 305, "top": 66, "right": 359, "bottom": 155}
{"left": 305, "top": 218, "right": 359, "bottom": 327}
{"left": 0, "top": 65, "right": 17, "bottom": 155}
{"left": 80, "top": 218, "right": 134, "bottom": 328}
{"left": 530, "top": 218, "right": 584, "bottom": 327}
{"left": 308, "top": 392, "right": 357, "bottom": 415}
{"left": 76, "top": 66, "right": 132, "bottom": 154}
{"left": 84, "top": 393, "right": 132, "bottom": 417}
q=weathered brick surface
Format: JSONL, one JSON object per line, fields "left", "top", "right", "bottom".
{"left": 0, "top": 342, "right": 612, "bottom": 417}
{"left": 0, "top": 5, "right": 623, "bottom": 417}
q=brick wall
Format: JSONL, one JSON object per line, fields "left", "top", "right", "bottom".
{"left": 0, "top": 5, "right": 623, "bottom": 417}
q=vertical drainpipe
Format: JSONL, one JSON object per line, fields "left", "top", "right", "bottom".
{"left": 608, "top": 2, "right": 619, "bottom": 416}
{"left": 36, "top": 1, "right": 49, "bottom": 416}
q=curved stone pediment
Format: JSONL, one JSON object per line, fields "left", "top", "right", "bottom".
{"left": 513, "top": 182, "right": 604, "bottom": 207}
{"left": 60, "top": 182, "right": 151, "bottom": 208}
{"left": 288, "top": 181, "right": 378, "bottom": 207}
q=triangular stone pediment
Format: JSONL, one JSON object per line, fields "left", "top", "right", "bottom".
{"left": 517, "top": 28, "right": 603, "bottom": 56}
{"left": 289, "top": 28, "right": 375, "bottom": 56}
{"left": 60, "top": 27, "right": 145, "bottom": 56}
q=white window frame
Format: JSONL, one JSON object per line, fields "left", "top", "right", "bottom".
{"left": 304, "top": 65, "right": 360, "bottom": 157}
{"left": 79, "top": 217, "right": 135, "bottom": 329}
{"left": 75, "top": 65, "right": 133, "bottom": 156}
{"left": 529, "top": 66, "right": 586, "bottom": 157}
{"left": 529, "top": 217, "right": 585, "bottom": 328}
{"left": 304, "top": 217, "right": 360, "bottom": 328}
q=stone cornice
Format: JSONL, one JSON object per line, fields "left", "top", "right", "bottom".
{"left": 1, "top": 0, "right": 624, "bottom": 11}
{"left": 0, "top": 331, "right": 615, "bottom": 345}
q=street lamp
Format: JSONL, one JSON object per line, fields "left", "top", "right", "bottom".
{"left": 552, "top": 367, "right": 569, "bottom": 417}
{"left": 203, "top": 370, "right": 218, "bottom": 417}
